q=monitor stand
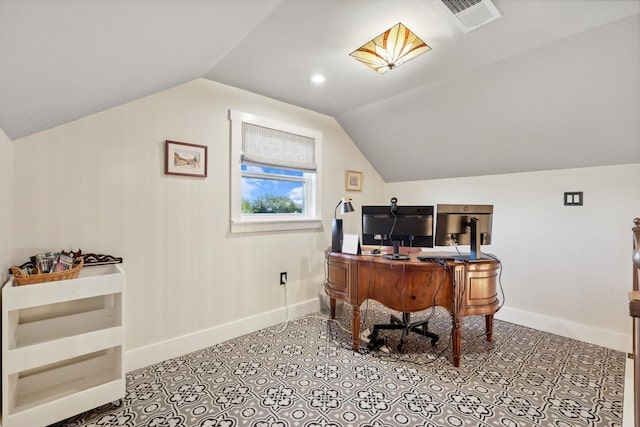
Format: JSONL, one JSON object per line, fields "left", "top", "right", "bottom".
{"left": 382, "top": 240, "right": 410, "bottom": 261}
{"left": 469, "top": 217, "right": 481, "bottom": 260}
{"left": 454, "top": 254, "right": 486, "bottom": 261}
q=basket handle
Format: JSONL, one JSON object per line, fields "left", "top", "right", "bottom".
{"left": 11, "top": 265, "right": 28, "bottom": 279}
{"left": 73, "top": 257, "right": 84, "bottom": 269}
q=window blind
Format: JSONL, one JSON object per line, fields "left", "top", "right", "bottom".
{"left": 241, "top": 122, "right": 317, "bottom": 172}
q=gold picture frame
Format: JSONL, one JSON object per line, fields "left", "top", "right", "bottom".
{"left": 345, "top": 170, "right": 362, "bottom": 192}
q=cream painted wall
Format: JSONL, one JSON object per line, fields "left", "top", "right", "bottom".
{"left": 386, "top": 164, "right": 640, "bottom": 349}
{"left": 11, "top": 79, "right": 385, "bottom": 353}
{"left": 0, "top": 128, "right": 12, "bottom": 286}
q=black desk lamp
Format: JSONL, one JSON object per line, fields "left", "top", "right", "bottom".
{"left": 332, "top": 196, "right": 354, "bottom": 252}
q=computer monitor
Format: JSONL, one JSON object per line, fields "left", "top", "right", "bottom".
{"left": 434, "top": 204, "right": 493, "bottom": 260}
{"left": 362, "top": 200, "right": 434, "bottom": 260}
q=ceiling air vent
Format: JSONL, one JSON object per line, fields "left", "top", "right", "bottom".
{"left": 440, "top": 0, "right": 501, "bottom": 33}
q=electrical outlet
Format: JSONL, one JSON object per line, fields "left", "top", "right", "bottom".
{"left": 280, "top": 272, "right": 287, "bottom": 285}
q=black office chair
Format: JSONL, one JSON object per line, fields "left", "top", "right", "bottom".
{"left": 367, "top": 312, "right": 439, "bottom": 351}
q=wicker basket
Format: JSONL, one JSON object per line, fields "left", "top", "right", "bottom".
{"left": 11, "top": 257, "right": 84, "bottom": 286}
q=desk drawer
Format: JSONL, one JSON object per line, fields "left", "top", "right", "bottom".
{"left": 326, "top": 256, "right": 356, "bottom": 300}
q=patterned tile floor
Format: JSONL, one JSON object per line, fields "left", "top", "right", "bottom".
{"left": 51, "top": 302, "right": 625, "bottom": 427}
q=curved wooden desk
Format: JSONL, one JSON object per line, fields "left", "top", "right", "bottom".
{"left": 324, "top": 250, "right": 500, "bottom": 367}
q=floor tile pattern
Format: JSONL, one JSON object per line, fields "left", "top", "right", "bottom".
{"left": 51, "top": 302, "right": 625, "bottom": 427}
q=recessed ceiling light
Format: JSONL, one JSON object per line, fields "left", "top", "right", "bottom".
{"left": 311, "top": 74, "right": 326, "bottom": 84}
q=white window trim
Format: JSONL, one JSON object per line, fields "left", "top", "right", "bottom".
{"left": 229, "top": 109, "right": 323, "bottom": 233}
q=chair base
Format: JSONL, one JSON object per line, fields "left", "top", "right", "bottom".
{"left": 367, "top": 312, "right": 439, "bottom": 352}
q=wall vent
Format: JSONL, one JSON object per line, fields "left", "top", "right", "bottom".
{"left": 440, "top": 0, "right": 501, "bottom": 33}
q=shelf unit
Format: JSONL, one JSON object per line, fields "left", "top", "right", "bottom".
{"left": 2, "top": 264, "right": 125, "bottom": 427}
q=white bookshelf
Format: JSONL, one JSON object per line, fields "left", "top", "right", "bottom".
{"left": 1, "top": 264, "right": 125, "bottom": 427}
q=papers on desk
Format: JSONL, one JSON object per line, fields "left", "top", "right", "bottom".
{"left": 342, "top": 234, "right": 361, "bottom": 255}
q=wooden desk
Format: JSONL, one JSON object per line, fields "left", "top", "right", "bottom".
{"left": 324, "top": 251, "right": 500, "bottom": 367}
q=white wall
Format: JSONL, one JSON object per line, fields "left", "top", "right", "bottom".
{"left": 0, "top": 128, "right": 12, "bottom": 286}
{"left": 386, "top": 164, "right": 640, "bottom": 351}
{"left": 11, "top": 79, "right": 385, "bottom": 368}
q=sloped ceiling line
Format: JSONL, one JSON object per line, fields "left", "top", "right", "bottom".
{"left": 1, "top": 0, "right": 638, "bottom": 181}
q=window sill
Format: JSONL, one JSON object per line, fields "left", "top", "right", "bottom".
{"left": 230, "top": 218, "right": 323, "bottom": 234}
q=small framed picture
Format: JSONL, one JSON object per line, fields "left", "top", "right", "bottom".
{"left": 165, "top": 140, "right": 208, "bottom": 178}
{"left": 345, "top": 170, "right": 363, "bottom": 192}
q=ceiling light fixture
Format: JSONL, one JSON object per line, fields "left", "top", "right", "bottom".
{"left": 350, "top": 22, "right": 431, "bottom": 74}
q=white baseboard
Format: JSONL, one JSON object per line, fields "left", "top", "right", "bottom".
{"left": 126, "top": 297, "right": 322, "bottom": 371}
{"left": 496, "top": 305, "right": 632, "bottom": 354}
{"left": 127, "top": 300, "right": 632, "bottom": 372}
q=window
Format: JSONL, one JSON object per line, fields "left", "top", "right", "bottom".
{"left": 230, "top": 110, "right": 322, "bottom": 233}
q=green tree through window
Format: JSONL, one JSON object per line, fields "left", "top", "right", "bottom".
{"left": 242, "top": 194, "right": 302, "bottom": 214}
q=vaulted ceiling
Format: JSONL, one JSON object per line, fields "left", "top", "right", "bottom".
{"left": 1, "top": 0, "right": 638, "bottom": 181}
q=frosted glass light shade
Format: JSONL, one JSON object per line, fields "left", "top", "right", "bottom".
{"left": 350, "top": 23, "right": 431, "bottom": 74}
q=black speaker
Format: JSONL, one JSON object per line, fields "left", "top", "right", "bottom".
{"left": 331, "top": 218, "right": 343, "bottom": 252}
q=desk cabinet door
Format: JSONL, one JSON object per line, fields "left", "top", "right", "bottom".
{"left": 460, "top": 263, "right": 500, "bottom": 316}
{"left": 326, "top": 256, "right": 356, "bottom": 301}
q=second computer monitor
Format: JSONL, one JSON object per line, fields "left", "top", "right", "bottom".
{"left": 434, "top": 204, "right": 493, "bottom": 260}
